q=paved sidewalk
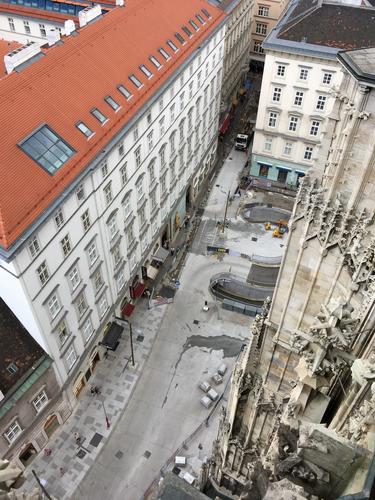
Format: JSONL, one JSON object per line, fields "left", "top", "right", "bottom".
{"left": 20, "top": 300, "right": 167, "bottom": 500}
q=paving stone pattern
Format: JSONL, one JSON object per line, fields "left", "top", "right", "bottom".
{"left": 20, "top": 301, "right": 166, "bottom": 500}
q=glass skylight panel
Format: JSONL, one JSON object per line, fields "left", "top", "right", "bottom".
{"left": 140, "top": 64, "right": 153, "bottom": 78}
{"left": 91, "top": 108, "right": 107, "bottom": 124}
{"left": 196, "top": 13, "right": 205, "bottom": 24}
{"left": 149, "top": 56, "right": 162, "bottom": 69}
{"left": 20, "top": 125, "right": 75, "bottom": 174}
{"left": 175, "top": 32, "right": 186, "bottom": 45}
{"left": 129, "top": 74, "right": 143, "bottom": 88}
{"left": 166, "top": 40, "right": 178, "bottom": 52}
{"left": 117, "top": 84, "right": 132, "bottom": 100}
{"left": 182, "top": 26, "right": 192, "bottom": 38}
{"left": 202, "top": 8, "right": 212, "bottom": 19}
{"left": 189, "top": 19, "right": 199, "bottom": 31}
{"left": 158, "top": 47, "right": 171, "bottom": 60}
{"left": 105, "top": 95, "right": 121, "bottom": 111}
{"left": 76, "top": 121, "right": 94, "bottom": 138}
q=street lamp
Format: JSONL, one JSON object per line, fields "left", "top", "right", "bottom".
{"left": 114, "top": 316, "right": 135, "bottom": 366}
{"left": 217, "top": 186, "right": 231, "bottom": 234}
{"left": 102, "top": 400, "right": 111, "bottom": 429}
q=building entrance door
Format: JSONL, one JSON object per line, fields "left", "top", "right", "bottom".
{"left": 44, "top": 414, "right": 59, "bottom": 438}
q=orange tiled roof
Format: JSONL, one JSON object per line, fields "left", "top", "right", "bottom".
{"left": 0, "top": 2, "right": 77, "bottom": 22}
{"left": 0, "top": 0, "right": 225, "bottom": 251}
{"left": 0, "top": 39, "right": 21, "bottom": 76}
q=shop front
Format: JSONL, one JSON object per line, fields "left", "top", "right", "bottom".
{"left": 250, "top": 154, "right": 307, "bottom": 187}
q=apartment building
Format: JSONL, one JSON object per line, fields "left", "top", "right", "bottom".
{"left": 0, "top": 0, "right": 226, "bottom": 403}
{"left": 250, "top": 0, "right": 375, "bottom": 187}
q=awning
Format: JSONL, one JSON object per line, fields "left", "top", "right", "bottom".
{"left": 122, "top": 303, "right": 135, "bottom": 318}
{"left": 219, "top": 114, "right": 231, "bottom": 135}
{"left": 99, "top": 323, "right": 123, "bottom": 351}
{"left": 131, "top": 282, "right": 145, "bottom": 299}
{"left": 147, "top": 265, "right": 159, "bottom": 280}
{"left": 258, "top": 162, "right": 273, "bottom": 167}
{"left": 295, "top": 170, "right": 306, "bottom": 175}
{"left": 152, "top": 246, "right": 169, "bottom": 264}
{"left": 276, "top": 166, "right": 292, "bottom": 172}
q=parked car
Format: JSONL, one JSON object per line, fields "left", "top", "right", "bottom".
{"left": 218, "top": 363, "right": 227, "bottom": 376}
{"left": 207, "top": 389, "right": 219, "bottom": 401}
{"left": 211, "top": 373, "right": 223, "bottom": 385}
{"left": 199, "top": 381, "right": 211, "bottom": 393}
{"left": 200, "top": 395, "right": 213, "bottom": 408}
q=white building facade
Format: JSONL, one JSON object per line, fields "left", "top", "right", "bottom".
{"left": 0, "top": 2, "right": 226, "bottom": 403}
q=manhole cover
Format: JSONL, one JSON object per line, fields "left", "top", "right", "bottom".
{"left": 77, "top": 449, "right": 86, "bottom": 459}
{"left": 193, "top": 320, "right": 199, "bottom": 325}
{"left": 137, "top": 335, "right": 144, "bottom": 342}
{"left": 251, "top": 237, "right": 258, "bottom": 242}
{"left": 143, "top": 450, "right": 151, "bottom": 459}
{"left": 115, "top": 451, "right": 124, "bottom": 459}
{"left": 90, "top": 433, "right": 103, "bottom": 447}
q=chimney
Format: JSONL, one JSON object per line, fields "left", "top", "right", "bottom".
{"left": 47, "top": 28, "right": 61, "bottom": 46}
{"left": 78, "top": 4, "right": 102, "bottom": 27}
{"left": 116, "top": 0, "right": 124, "bottom": 5}
{"left": 4, "top": 42, "right": 42, "bottom": 74}
{"left": 64, "top": 19, "right": 76, "bottom": 36}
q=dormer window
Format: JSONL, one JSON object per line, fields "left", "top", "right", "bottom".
{"left": 182, "top": 26, "right": 192, "bottom": 38}
{"left": 76, "top": 121, "right": 94, "bottom": 139}
{"left": 105, "top": 96, "right": 120, "bottom": 111}
{"left": 167, "top": 39, "right": 178, "bottom": 52}
{"left": 175, "top": 32, "right": 186, "bottom": 45}
{"left": 158, "top": 47, "right": 170, "bottom": 60}
{"left": 202, "top": 8, "right": 212, "bottom": 19}
{"left": 196, "top": 13, "right": 205, "bottom": 24}
{"left": 140, "top": 64, "right": 153, "bottom": 78}
{"left": 117, "top": 84, "right": 132, "bottom": 100}
{"left": 189, "top": 19, "right": 199, "bottom": 31}
{"left": 149, "top": 56, "right": 162, "bottom": 69}
{"left": 91, "top": 108, "right": 107, "bottom": 124}
{"left": 129, "top": 74, "right": 143, "bottom": 88}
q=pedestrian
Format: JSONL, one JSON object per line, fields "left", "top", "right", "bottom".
{"left": 59, "top": 467, "right": 65, "bottom": 477}
{"left": 170, "top": 247, "right": 175, "bottom": 257}
{"left": 74, "top": 432, "right": 81, "bottom": 446}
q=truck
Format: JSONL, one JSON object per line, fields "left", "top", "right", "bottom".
{"left": 235, "top": 133, "right": 249, "bottom": 151}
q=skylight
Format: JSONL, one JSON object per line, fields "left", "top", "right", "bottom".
{"left": 19, "top": 124, "right": 75, "bottom": 175}
{"left": 202, "top": 8, "right": 212, "bottom": 19}
{"left": 129, "top": 74, "right": 143, "bottom": 88}
{"left": 158, "top": 47, "right": 171, "bottom": 60}
{"left": 76, "top": 121, "right": 94, "bottom": 138}
{"left": 196, "top": 13, "right": 205, "bottom": 24}
{"left": 189, "top": 19, "right": 199, "bottom": 31}
{"left": 175, "top": 32, "right": 186, "bottom": 45}
{"left": 149, "top": 56, "right": 162, "bottom": 69}
{"left": 166, "top": 40, "right": 178, "bottom": 52}
{"left": 140, "top": 64, "right": 153, "bottom": 78}
{"left": 105, "top": 96, "right": 121, "bottom": 111}
{"left": 182, "top": 26, "right": 192, "bottom": 38}
{"left": 91, "top": 108, "right": 107, "bottom": 124}
{"left": 117, "top": 84, "right": 133, "bottom": 100}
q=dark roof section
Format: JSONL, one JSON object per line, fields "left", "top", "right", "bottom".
{"left": 279, "top": 3, "right": 375, "bottom": 50}
{"left": 152, "top": 473, "right": 211, "bottom": 500}
{"left": 338, "top": 47, "right": 375, "bottom": 87}
{"left": 279, "top": 0, "right": 319, "bottom": 33}
{"left": 0, "top": 298, "right": 45, "bottom": 395}
{"left": 207, "top": 0, "right": 241, "bottom": 14}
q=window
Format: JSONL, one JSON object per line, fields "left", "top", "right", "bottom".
{"left": 48, "top": 294, "right": 61, "bottom": 319}
{"left": 87, "top": 241, "right": 98, "bottom": 266}
{"left": 272, "top": 87, "right": 282, "bottom": 102}
{"left": 139, "top": 205, "right": 146, "bottom": 227}
{"left": 294, "top": 91, "right": 304, "bottom": 106}
{"left": 202, "top": 7, "right": 211, "bottom": 19}
{"left": 268, "top": 112, "right": 277, "bottom": 128}
{"left": 81, "top": 205, "right": 92, "bottom": 231}
{"left": 123, "top": 195, "right": 131, "bottom": 218}
{"left": 136, "top": 178, "right": 144, "bottom": 200}
{"left": 82, "top": 317, "right": 94, "bottom": 342}
{"left": 116, "top": 271, "right": 125, "bottom": 292}
{"left": 129, "top": 74, "right": 143, "bottom": 88}
{"left": 159, "top": 116, "right": 165, "bottom": 137}
{"left": 101, "top": 160, "right": 108, "bottom": 178}
{"left": 98, "top": 294, "right": 108, "bottom": 318}
{"left": 93, "top": 268, "right": 103, "bottom": 293}
{"left": 170, "top": 132, "right": 176, "bottom": 155}
{"left": 140, "top": 64, "right": 153, "bottom": 78}
{"left": 188, "top": 108, "right": 193, "bottom": 129}
{"left": 76, "top": 121, "right": 94, "bottom": 139}
{"left": 130, "top": 252, "right": 137, "bottom": 270}
{"left": 167, "top": 39, "right": 178, "bottom": 52}
{"left": 196, "top": 13, "right": 205, "bottom": 24}
{"left": 160, "top": 174, "right": 167, "bottom": 194}
{"left": 284, "top": 142, "right": 293, "bottom": 156}
{"left": 68, "top": 266, "right": 80, "bottom": 290}
{"left": 147, "top": 130, "right": 154, "bottom": 152}
{"left": 150, "top": 190, "right": 157, "bottom": 210}
{"left": 28, "top": 236, "right": 40, "bottom": 258}
{"left": 33, "top": 390, "right": 48, "bottom": 412}
{"left": 91, "top": 108, "right": 107, "bottom": 124}
{"left": 322, "top": 72, "right": 332, "bottom": 85}
{"left": 149, "top": 56, "right": 162, "bottom": 69}
{"left": 4, "top": 421, "right": 22, "bottom": 443}
{"left": 289, "top": 116, "right": 299, "bottom": 132}
{"left": 316, "top": 95, "right": 327, "bottom": 111}
{"left": 23, "top": 20, "right": 31, "bottom": 34}
{"left": 113, "top": 244, "right": 121, "bottom": 266}
{"left": 189, "top": 19, "right": 199, "bottom": 31}
{"left": 117, "top": 84, "right": 132, "bottom": 100}
{"left": 304, "top": 146, "right": 313, "bottom": 160}
{"left": 20, "top": 125, "right": 75, "bottom": 174}
{"left": 76, "top": 183, "right": 85, "bottom": 202}
{"left": 170, "top": 103, "right": 175, "bottom": 123}
{"left": 254, "top": 41, "right": 264, "bottom": 54}
{"left": 57, "top": 320, "right": 69, "bottom": 347}
{"left": 299, "top": 68, "right": 309, "bottom": 81}
{"left": 255, "top": 23, "right": 267, "bottom": 35}
{"left": 180, "top": 92, "right": 185, "bottom": 112}
{"left": 39, "top": 24, "right": 46, "bottom": 37}
{"left": 104, "top": 183, "right": 113, "bottom": 206}
{"left": 159, "top": 97, "right": 164, "bottom": 113}
{"left": 108, "top": 216, "right": 118, "bottom": 240}
{"left": 276, "top": 64, "right": 285, "bottom": 77}
{"left": 105, "top": 96, "right": 120, "bottom": 111}
{"left": 7, "top": 363, "right": 18, "bottom": 375}
{"left": 158, "top": 47, "right": 170, "bottom": 60}
{"left": 182, "top": 25, "right": 192, "bottom": 38}
{"left": 133, "top": 126, "right": 139, "bottom": 142}
{"left": 76, "top": 292, "right": 87, "bottom": 317}
{"left": 197, "top": 70, "right": 202, "bottom": 89}
{"left": 264, "top": 137, "right": 273, "bottom": 152}
{"left": 179, "top": 120, "right": 185, "bottom": 141}
{"left": 149, "top": 160, "right": 156, "bottom": 183}
{"left": 310, "top": 120, "right": 320, "bottom": 136}
{"left": 120, "top": 163, "right": 128, "bottom": 186}
{"left": 65, "top": 344, "right": 77, "bottom": 370}
{"left": 259, "top": 164, "right": 269, "bottom": 178}
{"left": 175, "top": 32, "right": 185, "bottom": 45}
{"left": 258, "top": 5, "right": 269, "bottom": 16}
{"left": 189, "top": 81, "right": 193, "bottom": 99}
{"left": 134, "top": 145, "right": 141, "bottom": 168}
{"left": 8, "top": 18, "right": 15, "bottom": 31}
{"left": 61, "top": 234, "right": 71, "bottom": 256}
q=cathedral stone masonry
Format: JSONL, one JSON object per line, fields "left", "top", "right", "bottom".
{"left": 208, "top": 47, "right": 375, "bottom": 500}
